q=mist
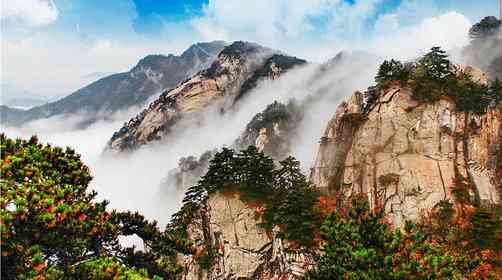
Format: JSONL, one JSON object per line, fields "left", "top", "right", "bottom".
{"left": 0, "top": 52, "right": 380, "bottom": 228}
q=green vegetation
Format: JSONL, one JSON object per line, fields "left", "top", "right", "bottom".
{"left": 375, "top": 59, "right": 411, "bottom": 87}
{"left": 366, "top": 46, "right": 501, "bottom": 115}
{"left": 304, "top": 196, "right": 488, "bottom": 280}
{"left": 0, "top": 134, "right": 186, "bottom": 279}
{"left": 469, "top": 16, "right": 501, "bottom": 39}
{"left": 170, "top": 146, "right": 321, "bottom": 250}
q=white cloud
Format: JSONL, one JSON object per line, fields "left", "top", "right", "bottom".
{"left": 370, "top": 12, "right": 471, "bottom": 60}
{"left": 90, "top": 40, "right": 114, "bottom": 54}
{"left": 0, "top": 0, "right": 477, "bottom": 99}
{"left": 191, "top": 0, "right": 341, "bottom": 48}
{"left": 1, "top": 0, "right": 59, "bottom": 26}
{"left": 189, "top": 0, "right": 469, "bottom": 62}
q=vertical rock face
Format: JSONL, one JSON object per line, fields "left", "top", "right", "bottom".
{"left": 311, "top": 86, "right": 501, "bottom": 226}
{"left": 107, "top": 42, "right": 306, "bottom": 152}
{"left": 178, "top": 193, "right": 313, "bottom": 280}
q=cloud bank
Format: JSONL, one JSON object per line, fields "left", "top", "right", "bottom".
{"left": 1, "top": 0, "right": 483, "bottom": 97}
{"left": 1, "top": 0, "right": 58, "bottom": 26}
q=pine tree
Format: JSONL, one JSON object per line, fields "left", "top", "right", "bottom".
{"left": 420, "top": 47, "right": 452, "bottom": 82}
{"left": 469, "top": 16, "right": 502, "bottom": 39}
{"left": 375, "top": 59, "right": 410, "bottom": 86}
{"left": 0, "top": 134, "right": 182, "bottom": 279}
{"left": 488, "top": 78, "right": 502, "bottom": 102}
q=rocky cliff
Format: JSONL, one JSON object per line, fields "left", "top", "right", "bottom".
{"left": 177, "top": 193, "right": 313, "bottom": 280}
{"left": 1, "top": 41, "right": 226, "bottom": 127}
{"left": 310, "top": 73, "right": 501, "bottom": 226}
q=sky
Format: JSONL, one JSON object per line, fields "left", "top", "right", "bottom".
{"left": 1, "top": 0, "right": 499, "bottom": 98}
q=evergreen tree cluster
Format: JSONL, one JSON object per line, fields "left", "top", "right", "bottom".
{"left": 169, "top": 146, "right": 321, "bottom": 248}
{"left": 469, "top": 16, "right": 502, "bottom": 39}
{"left": 304, "top": 197, "right": 494, "bottom": 280}
{"left": 365, "top": 47, "right": 502, "bottom": 115}
{"left": 0, "top": 134, "right": 186, "bottom": 279}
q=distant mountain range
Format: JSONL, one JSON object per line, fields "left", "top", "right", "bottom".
{"left": 0, "top": 41, "right": 226, "bottom": 127}
{"left": 0, "top": 84, "right": 53, "bottom": 110}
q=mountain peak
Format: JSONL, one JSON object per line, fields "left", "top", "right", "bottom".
{"left": 218, "top": 41, "right": 271, "bottom": 58}
{"left": 181, "top": 40, "right": 227, "bottom": 58}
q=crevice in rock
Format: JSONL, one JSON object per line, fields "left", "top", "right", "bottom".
{"left": 436, "top": 160, "right": 448, "bottom": 200}
{"left": 462, "top": 112, "right": 481, "bottom": 206}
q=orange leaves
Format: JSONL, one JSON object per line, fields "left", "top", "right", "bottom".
{"left": 33, "top": 262, "right": 47, "bottom": 272}
{"left": 480, "top": 249, "right": 495, "bottom": 261}
{"left": 315, "top": 195, "right": 337, "bottom": 218}
{"left": 469, "top": 262, "right": 495, "bottom": 279}
{"left": 46, "top": 205, "right": 55, "bottom": 213}
{"left": 78, "top": 213, "right": 87, "bottom": 222}
{"left": 410, "top": 251, "right": 423, "bottom": 261}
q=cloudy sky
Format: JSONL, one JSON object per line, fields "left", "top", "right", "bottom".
{"left": 1, "top": 0, "right": 499, "bottom": 98}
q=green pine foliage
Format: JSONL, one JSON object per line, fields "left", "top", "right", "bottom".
{"left": 488, "top": 78, "right": 502, "bottom": 102}
{"left": 69, "top": 257, "right": 161, "bottom": 280}
{"left": 368, "top": 46, "right": 501, "bottom": 114}
{"left": 375, "top": 59, "right": 411, "bottom": 87}
{"left": 469, "top": 16, "right": 502, "bottom": 39}
{"left": 0, "top": 134, "right": 184, "bottom": 279}
{"left": 304, "top": 197, "right": 476, "bottom": 280}
{"left": 411, "top": 47, "right": 452, "bottom": 103}
{"left": 170, "top": 146, "right": 321, "bottom": 250}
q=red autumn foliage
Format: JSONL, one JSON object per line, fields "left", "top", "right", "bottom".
{"left": 315, "top": 196, "right": 337, "bottom": 218}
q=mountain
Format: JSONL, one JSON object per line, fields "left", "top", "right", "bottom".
{"left": 0, "top": 84, "right": 51, "bottom": 109}
{"left": 0, "top": 41, "right": 226, "bottom": 127}
{"left": 162, "top": 49, "right": 381, "bottom": 195}
{"left": 107, "top": 41, "right": 307, "bottom": 152}
{"left": 172, "top": 62, "right": 501, "bottom": 279}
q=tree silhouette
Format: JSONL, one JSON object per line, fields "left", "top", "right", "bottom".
{"left": 469, "top": 16, "right": 501, "bottom": 39}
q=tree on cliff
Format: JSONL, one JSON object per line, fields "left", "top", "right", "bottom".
{"left": 171, "top": 146, "right": 321, "bottom": 252}
{"left": 0, "top": 134, "right": 184, "bottom": 279}
{"left": 375, "top": 59, "right": 410, "bottom": 87}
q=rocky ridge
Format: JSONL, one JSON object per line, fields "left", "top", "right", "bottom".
{"left": 0, "top": 41, "right": 226, "bottom": 127}
{"left": 108, "top": 42, "right": 306, "bottom": 152}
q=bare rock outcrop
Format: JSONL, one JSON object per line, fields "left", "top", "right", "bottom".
{"left": 178, "top": 193, "right": 313, "bottom": 280}
{"left": 311, "top": 85, "right": 501, "bottom": 226}
{"left": 107, "top": 42, "right": 306, "bottom": 152}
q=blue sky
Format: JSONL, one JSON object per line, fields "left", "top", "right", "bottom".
{"left": 1, "top": 0, "right": 499, "bottom": 96}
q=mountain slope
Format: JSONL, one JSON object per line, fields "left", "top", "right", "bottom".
{"left": 0, "top": 41, "right": 226, "bottom": 127}
{"left": 107, "top": 41, "right": 307, "bottom": 152}
{"left": 0, "top": 84, "right": 51, "bottom": 109}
